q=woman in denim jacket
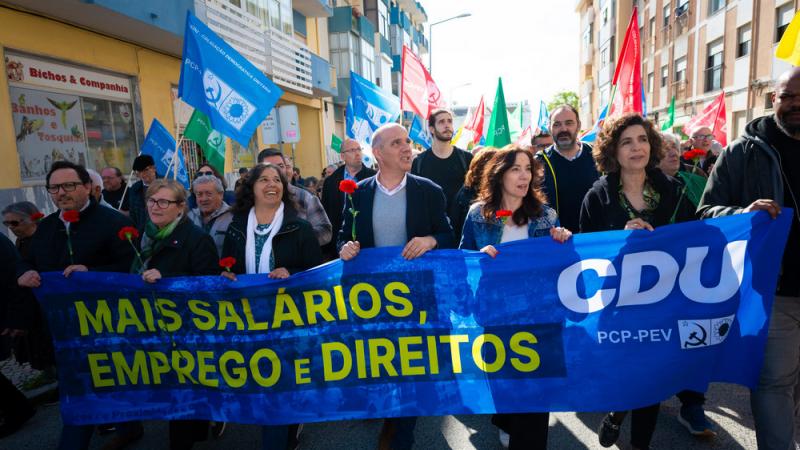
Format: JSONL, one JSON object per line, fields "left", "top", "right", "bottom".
{"left": 458, "top": 145, "right": 571, "bottom": 449}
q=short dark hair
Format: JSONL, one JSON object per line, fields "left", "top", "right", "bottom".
{"left": 257, "top": 148, "right": 285, "bottom": 164}
{"left": 531, "top": 132, "right": 551, "bottom": 146}
{"left": 102, "top": 167, "right": 123, "bottom": 177}
{"left": 593, "top": 113, "right": 664, "bottom": 173}
{"left": 46, "top": 160, "right": 91, "bottom": 186}
{"left": 551, "top": 104, "right": 580, "bottom": 120}
{"left": 239, "top": 167, "right": 249, "bottom": 175}
{"left": 428, "top": 108, "right": 453, "bottom": 128}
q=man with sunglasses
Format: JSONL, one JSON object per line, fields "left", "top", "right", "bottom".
{"left": 16, "top": 160, "right": 137, "bottom": 450}
{"left": 320, "top": 138, "right": 375, "bottom": 259}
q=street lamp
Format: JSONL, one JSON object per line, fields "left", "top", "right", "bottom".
{"left": 429, "top": 13, "right": 471, "bottom": 76}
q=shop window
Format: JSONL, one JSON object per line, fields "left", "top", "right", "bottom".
{"left": 6, "top": 52, "right": 139, "bottom": 184}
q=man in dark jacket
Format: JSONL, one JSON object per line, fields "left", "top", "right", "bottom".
{"left": 17, "top": 160, "right": 137, "bottom": 450}
{"left": 320, "top": 138, "right": 375, "bottom": 257}
{"left": 129, "top": 154, "right": 158, "bottom": 232}
{"left": 338, "top": 123, "right": 453, "bottom": 450}
{"left": 534, "top": 105, "right": 599, "bottom": 232}
{"left": 698, "top": 68, "right": 800, "bottom": 450}
{"left": 411, "top": 108, "right": 472, "bottom": 228}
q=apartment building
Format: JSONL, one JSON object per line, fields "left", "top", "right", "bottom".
{"left": 577, "top": 0, "right": 796, "bottom": 140}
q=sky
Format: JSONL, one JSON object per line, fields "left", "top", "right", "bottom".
{"left": 422, "top": 0, "right": 580, "bottom": 110}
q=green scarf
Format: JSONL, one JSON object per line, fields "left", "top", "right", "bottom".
{"left": 130, "top": 217, "right": 182, "bottom": 274}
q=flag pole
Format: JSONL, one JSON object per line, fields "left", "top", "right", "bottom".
{"left": 116, "top": 168, "right": 136, "bottom": 212}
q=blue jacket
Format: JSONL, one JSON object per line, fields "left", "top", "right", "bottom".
{"left": 336, "top": 174, "right": 454, "bottom": 251}
{"left": 459, "top": 202, "right": 559, "bottom": 250}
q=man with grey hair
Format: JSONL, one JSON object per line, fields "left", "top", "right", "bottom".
{"left": 188, "top": 174, "right": 232, "bottom": 256}
{"left": 337, "top": 123, "right": 454, "bottom": 450}
{"left": 699, "top": 67, "right": 800, "bottom": 449}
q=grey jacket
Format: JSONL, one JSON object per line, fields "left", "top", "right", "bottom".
{"left": 188, "top": 202, "right": 233, "bottom": 257}
{"left": 698, "top": 116, "right": 796, "bottom": 218}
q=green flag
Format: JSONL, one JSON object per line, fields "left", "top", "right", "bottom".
{"left": 486, "top": 78, "right": 511, "bottom": 147}
{"left": 661, "top": 96, "right": 675, "bottom": 131}
{"left": 331, "top": 134, "right": 343, "bottom": 153}
{"left": 184, "top": 109, "right": 226, "bottom": 174}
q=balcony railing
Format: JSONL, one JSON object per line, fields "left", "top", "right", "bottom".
{"left": 205, "top": 0, "right": 268, "bottom": 72}
{"left": 265, "top": 27, "right": 313, "bottom": 95}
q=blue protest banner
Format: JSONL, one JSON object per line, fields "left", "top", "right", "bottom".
{"left": 346, "top": 71, "right": 400, "bottom": 147}
{"left": 537, "top": 100, "right": 550, "bottom": 134}
{"left": 140, "top": 119, "right": 189, "bottom": 188}
{"left": 409, "top": 114, "right": 432, "bottom": 147}
{"left": 35, "top": 211, "right": 791, "bottom": 426}
{"left": 178, "top": 11, "right": 283, "bottom": 147}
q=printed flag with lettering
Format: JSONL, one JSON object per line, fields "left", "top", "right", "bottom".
{"left": 400, "top": 46, "right": 445, "bottom": 119}
{"left": 178, "top": 11, "right": 283, "bottom": 146}
{"left": 140, "top": 119, "right": 189, "bottom": 188}
{"left": 486, "top": 78, "right": 511, "bottom": 147}
{"left": 345, "top": 71, "right": 401, "bottom": 148}
{"left": 409, "top": 114, "right": 433, "bottom": 148}
{"left": 183, "top": 109, "right": 226, "bottom": 174}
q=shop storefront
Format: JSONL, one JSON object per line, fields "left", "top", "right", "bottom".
{"left": 5, "top": 51, "right": 141, "bottom": 185}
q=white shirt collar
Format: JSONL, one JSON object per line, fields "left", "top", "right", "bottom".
{"left": 552, "top": 142, "right": 584, "bottom": 161}
{"left": 375, "top": 172, "right": 407, "bottom": 197}
{"left": 59, "top": 199, "right": 91, "bottom": 227}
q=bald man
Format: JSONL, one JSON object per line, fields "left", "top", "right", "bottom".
{"left": 337, "top": 124, "right": 453, "bottom": 449}
{"left": 320, "top": 138, "right": 376, "bottom": 258}
{"left": 699, "top": 67, "right": 800, "bottom": 449}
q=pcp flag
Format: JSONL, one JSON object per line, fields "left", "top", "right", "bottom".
{"left": 346, "top": 71, "right": 401, "bottom": 147}
{"left": 607, "top": 7, "right": 643, "bottom": 119}
{"left": 400, "top": 45, "right": 445, "bottom": 119}
{"left": 141, "top": 119, "right": 189, "bottom": 188}
{"left": 178, "top": 11, "right": 283, "bottom": 147}
{"left": 409, "top": 114, "right": 433, "bottom": 148}
{"left": 34, "top": 211, "right": 792, "bottom": 426}
{"left": 464, "top": 96, "right": 486, "bottom": 144}
{"left": 183, "top": 109, "right": 226, "bottom": 174}
{"left": 683, "top": 91, "right": 727, "bottom": 146}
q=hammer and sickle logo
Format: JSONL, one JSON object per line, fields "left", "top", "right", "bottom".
{"left": 684, "top": 323, "right": 708, "bottom": 348}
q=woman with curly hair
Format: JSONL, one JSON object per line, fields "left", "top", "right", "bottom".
{"left": 579, "top": 113, "right": 696, "bottom": 450}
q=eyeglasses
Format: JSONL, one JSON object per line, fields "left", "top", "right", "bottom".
{"left": 147, "top": 198, "right": 182, "bottom": 209}
{"left": 342, "top": 148, "right": 362, "bottom": 154}
{"left": 533, "top": 144, "right": 550, "bottom": 150}
{"left": 197, "top": 171, "right": 214, "bottom": 177}
{"left": 692, "top": 134, "right": 713, "bottom": 140}
{"left": 2, "top": 220, "right": 22, "bottom": 227}
{"left": 46, "top": 182, "right": 83, "bottom": 194}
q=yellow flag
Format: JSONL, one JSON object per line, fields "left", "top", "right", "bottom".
{"left": 451, "top": 126, "right": 464, "bottom": 145}
{"left": 776, "top": 11, "right": 800, "bottom": 66}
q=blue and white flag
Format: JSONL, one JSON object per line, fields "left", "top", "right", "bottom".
{"left": 409, "top": 114, "right": 432, "bottom": 148}
{"left": 140, "top": 119, "right": 189, "bottom": 188}
{"left": 537, "top": 100, "right": 550, "bottom": 134}
{"left": 178, "top": 11, "right": 283, "bottom": 147}
{"left": 346, "top": 71, "right": 401, "bottom": 147}
{"left": 580, "top": 104, "right": 609, "bottom": 144}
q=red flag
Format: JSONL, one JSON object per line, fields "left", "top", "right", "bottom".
{"left": 464, "top": 96, "right": 485, "bottom": 144}
{"left": 515, "top": 126, "right": 533, "bottom": 148}
{"left": 683, "top": 91, "right": 728, "bottom": 146}
{"left": 608, "top": 8, "right": 643, "bottom": 118}
{"left": 401, "top": 46, "right": 445, "bottom": 118}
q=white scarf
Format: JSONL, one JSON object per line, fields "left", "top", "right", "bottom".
{"left": 245, "top": 203, "right": 284, "bottom": 274}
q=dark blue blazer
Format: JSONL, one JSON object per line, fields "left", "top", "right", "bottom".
{"left": 336, "top": 174, "right": 454, "bottom": 251}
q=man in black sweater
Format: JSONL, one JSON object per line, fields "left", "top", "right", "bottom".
{"left": 534, "top": 105, "right": 599, "bottom": 232}
{"left": 411, "top": 108, "right": 472, "bottom": 230}
{"left": 17, "top": 160, "right": 137, "bottom": 450}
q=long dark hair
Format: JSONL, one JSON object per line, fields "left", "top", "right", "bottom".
{"left": 232, "top": 164, "right": 296, "bottom": 215}
{"left": 196, "top": 164, "right": 227, "bottom": 189}
{"left": 478, "top": 145, "right": 547, "bottom": 226}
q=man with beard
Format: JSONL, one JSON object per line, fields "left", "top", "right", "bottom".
{"left": 699, "top": 68, "right": 800, "bottom": 450}
{"left": 411, "top": 108, "right": 473, "bottom": 228}
{"left": 534, "top": 105, "right": 598, "bottom": 232}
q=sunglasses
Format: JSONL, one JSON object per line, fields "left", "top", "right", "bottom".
{"left": 2, "top": 220, "right": 23, "bottom": 227}
{"left": 197, "top": 171, "right": 214, "bottom": 177}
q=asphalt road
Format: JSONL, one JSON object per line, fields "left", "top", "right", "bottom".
{"left": 3, "top": 383, "right": 758, "bottom": 449}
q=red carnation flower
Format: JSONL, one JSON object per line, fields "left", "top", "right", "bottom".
{"left": 219, "top": 257, "right": 237, "bottom": 272}
{"left": 496, "top": 210, "right": 513, "bottom": 219}
{"left": 682, "top": 149, "right": 706, "bottom": 161}
{"left": 117, "top": 226, "right": 139, "bottom": 241}
{"left": 62, "top": 210, "right": 80, "bottom": 223}
{"left": 339, "top": 179, "right": 358, "bottom": 195}
{"left": 30, "top": 212, "right": 44, "bottom": 222}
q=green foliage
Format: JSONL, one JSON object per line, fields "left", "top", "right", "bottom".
{"left": 547, "top": 91, "right": 580, "bottom": 113}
